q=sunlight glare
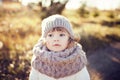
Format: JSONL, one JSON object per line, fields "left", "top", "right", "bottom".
{"left": 66, "top": 0, "right": 85, "bottom": 9}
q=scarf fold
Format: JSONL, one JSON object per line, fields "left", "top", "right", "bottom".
{"left": 32, "top": 42, "right": 87, "bottom": 79}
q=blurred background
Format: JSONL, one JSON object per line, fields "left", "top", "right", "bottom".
{"left": 0, "top": 0, "right": 120, "bottom": 80}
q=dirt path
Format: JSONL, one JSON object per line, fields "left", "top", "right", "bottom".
{"left": 110, "top": 42, "right": 120, "bottom": 49}
{"left": 87, "top": 42, "right": 120, "bottom": 80}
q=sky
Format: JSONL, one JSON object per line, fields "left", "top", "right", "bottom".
{"left": 66, "top": 0, "right": 120, "bottom": 10}
{"left": 20, "top": 0, "right": 120, "bottom": 10}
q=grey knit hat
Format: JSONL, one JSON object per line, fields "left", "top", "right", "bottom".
{"left": 41, "top": 14, "right": 74, "bottom": 39}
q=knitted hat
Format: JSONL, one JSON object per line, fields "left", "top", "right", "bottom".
{"left": 41, "top": 14, "right": 74, "bottom": 39}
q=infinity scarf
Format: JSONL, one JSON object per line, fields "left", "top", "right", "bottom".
{"left": 32, "top": 42, "right": 87, "bottom": 79}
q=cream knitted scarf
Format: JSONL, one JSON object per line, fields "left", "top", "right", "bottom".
{"left": 32, "top": 42, "right": 87, "bottom": 79}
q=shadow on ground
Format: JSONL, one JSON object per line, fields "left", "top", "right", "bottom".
{"left": 81, "top": 35, "right": 120, "bottom": 80}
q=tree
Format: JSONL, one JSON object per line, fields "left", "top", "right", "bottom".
{"left": 39, "top": 0, "right": 68, "bottom": 19}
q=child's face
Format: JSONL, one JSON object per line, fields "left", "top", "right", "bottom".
{"left": 45, "top": 29, "right": 69, "bottom": 52}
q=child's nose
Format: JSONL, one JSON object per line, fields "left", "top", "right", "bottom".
{"left": 53, "top": 36, "right": 59, "bottom": 42}
{"left": 54, "top": 38, "right": 59, "bottom": 42}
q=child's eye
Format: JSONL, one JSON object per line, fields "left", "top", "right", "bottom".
{"left": 60, "top": 34, "right": 65, "bottom": 37}
{"left": 48, "top": 34, "right": 53, "bottom": 37}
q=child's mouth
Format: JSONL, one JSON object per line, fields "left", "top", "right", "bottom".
{"left": 53, "top": 44, "right": 60, "bottom": 46}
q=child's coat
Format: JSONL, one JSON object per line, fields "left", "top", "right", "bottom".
{"left": 29, "top": 66, "right": 90, "bottom": 80}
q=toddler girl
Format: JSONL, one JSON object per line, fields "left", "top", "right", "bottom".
{"left": 29, "top": 14, "right": 90, "bottom": 80}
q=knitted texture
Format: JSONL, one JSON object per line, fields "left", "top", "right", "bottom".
{"left": 41, "top": 14, "right": 74, "bottom": 39}
{"left": 32, "top": 41, "right": 87, "bottom": 79}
